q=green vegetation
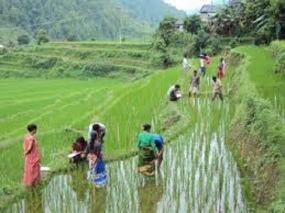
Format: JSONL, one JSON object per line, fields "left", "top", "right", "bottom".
{"left": 1, "top": 45, "right": 249, "bottom": 212}
{"left": 0, "top": 0, "right": 185, "bottom": 43}
{"left": 228, "top": 45, "right": 285, "bottom": 212}
{"left": 0, "top": 42, "right": 156, "bottom": 80}
{"left": 0, "top": 41, "right": 182, "bottom": 210}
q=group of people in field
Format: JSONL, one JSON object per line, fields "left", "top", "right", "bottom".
{"left": 22, "top": 50, "right": 228, "bottom": 189}
{"left": 168, "top": 52, "right": 227, "bottom": 103}
{"left": 22, "top": 121, "right": 164, "bottom": 188}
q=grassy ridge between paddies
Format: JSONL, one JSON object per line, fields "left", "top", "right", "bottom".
{"left": 0, "top": 65, "right": 181, "bottom": 210}
{"left": 228, "top": 46, "right": 285, "bottom": 212}
{"left": 0, "top": 42, "right": 154, "bottom": 80}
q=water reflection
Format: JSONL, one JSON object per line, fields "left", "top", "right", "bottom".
{"left": 138, "top": 175, "right": 163, "bottom": 213}
{"left": 25, "top": 188, "right": 43, "bottom": 213}
{"left": 5, "top": 103, "right": 248, "bottom": 213}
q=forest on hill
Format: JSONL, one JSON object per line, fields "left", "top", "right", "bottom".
{"left": 0, "top": 0, "right": 185, "bottom": 42}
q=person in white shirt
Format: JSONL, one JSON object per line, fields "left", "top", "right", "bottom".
{"left": 167, "top": 84, "right": 181, "bottom": 101}
{"left": 200, "top": 55, "right": 206, "bottom": 76}
{"left": 182, "top": 54, "right": 190, "bottom": 76}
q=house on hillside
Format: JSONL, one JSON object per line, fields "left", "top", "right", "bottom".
{"left": 229, "top": 0, "right": 242, "bottom": 6}
{"left": 199, "top": 4, "right": 217, "bottom": 21}
{"left": 175, "top": 20, "right": 184, "bottom": 31}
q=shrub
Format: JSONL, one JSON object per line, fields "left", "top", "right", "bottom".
{"left": 17, "top": 35, "right": 30, "bottom": 45}
{"left": 29, "top": 57, "right": 58, "bottom": 69}
{"left": 270, "top": 41, "right": 285, "bottom": 76}
{"left": 66, "top": 35, "right": 77, "bottom": 42}
{"left": 81, "top": 62, "right": 115, "bottom": 78}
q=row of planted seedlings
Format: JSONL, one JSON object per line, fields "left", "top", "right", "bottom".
{"left": 0, "top": 79, "right": 121, "bottom": 142}
{"left": 1, "top": 64, "right": 180, "bottom": 211}
{"left": 0, "top": 78, "right": 125, "bottom": 201}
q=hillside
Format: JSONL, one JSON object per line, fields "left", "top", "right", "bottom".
{"left": 0, "top": 0, "right": 186, "bottom": 43}
{"left": 0, "top": 41, "right": 156, "bottom": 80}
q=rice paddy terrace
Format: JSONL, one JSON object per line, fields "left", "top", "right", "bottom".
{"left": 1, "top": 41, "right": 282, "bottom": 212}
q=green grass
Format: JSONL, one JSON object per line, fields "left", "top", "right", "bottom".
{"left": 0, "top": 42, "right": 154, "bottom": 80}
{"left": 2, "top": 52, "right": 248, "bottom": 213}
{"left": 235, "top": 46, "right": 285, "bottom": 113}
{"left": 230, "top": 45, "right": 285, "bottom": 211}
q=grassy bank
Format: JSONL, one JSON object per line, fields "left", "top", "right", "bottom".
{"left": 228, "top": 46, "right": 285, "bottom": 212}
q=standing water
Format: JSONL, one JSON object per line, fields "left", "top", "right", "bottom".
{"left": 5, "top": 77, "right": 248, "bottom": 213}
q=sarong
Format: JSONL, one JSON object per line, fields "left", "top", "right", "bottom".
{"left": 138, "top": 147, "right": 155, "bottom": 176}
{"left": 87, "top": 158, "right": 107, "bottom": 187}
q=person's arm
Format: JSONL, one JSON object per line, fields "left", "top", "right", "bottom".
{"left": 150, "top": 135, "right": 158, "bottom": 155}
{"left": 24, "top": 138, "right": 34, "bottom": 156}
{"left": 137, "top": 134, "right": 141, "bottom": 148}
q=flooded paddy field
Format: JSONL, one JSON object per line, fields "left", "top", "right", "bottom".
{"left": 5, "top": 97, "right": 248, "bottom": 213}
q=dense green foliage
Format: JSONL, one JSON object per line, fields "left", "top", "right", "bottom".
{"left": 210, "top": 0, "right": 285, "bottom": 44}
{"left": 0, "top": 0, "right": 185, "bottom": 43}
{"left": 229, "top": 47, "right": 285, "bottom": 212}
{"left": 270, "top": 41, "right": 285, "bottom": 77}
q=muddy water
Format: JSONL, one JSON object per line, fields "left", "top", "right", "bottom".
{"left": 5, "top": 99, "right": 248, "bottom": 213}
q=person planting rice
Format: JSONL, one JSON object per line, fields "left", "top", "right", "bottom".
{"left": 153, "top": 134, "right": 164, "bottom": 170}
{"left": 70, "top": 136, "right": 88, "bottom": 164}
{"left": 23, "top": 123, "right": 41, "bottom": 187}
{"left": 199, "top": 55, "right": 206, "bottom": 76}
{"left": 167, "top": 84, "right": 182, "bottom": 101}
{"left": 182, "top": 53, "right": 190, "bottom": 76}
{"left": 212, "top": 76, "right": 224, "bottom": 101}
{"left": 204, "top": 53, "right": 211, "bottom": 64}
{"left": 86, "top": 132, "right": 107, "bottom": 187}
{"left": 189, "top": 70, "right": 200, "bottom": 103}
{"left": 137, "top": 123, "right": 158, "bottom": 176}
{"left": 217, "top": 58, "right": 226, "bottom": 79}
{"left": 88, "top": 122, "right": 106, "bottom": 143}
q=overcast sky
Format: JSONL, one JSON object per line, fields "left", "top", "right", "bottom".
{"left": 164, "top": 0, "right": 214, "bottom": 11}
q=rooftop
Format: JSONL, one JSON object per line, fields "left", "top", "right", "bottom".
{"left": 200, "top": 4, "right": 217, "bottom": 14}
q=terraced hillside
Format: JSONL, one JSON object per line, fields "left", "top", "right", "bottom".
{"left": 0, "top": 42, "right": 156, "bottom": 80}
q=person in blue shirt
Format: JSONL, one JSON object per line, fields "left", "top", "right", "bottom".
{"left": 153, "top": 134, "right": 164, "bottom": 170}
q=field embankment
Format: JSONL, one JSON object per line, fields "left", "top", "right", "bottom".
{"left": 0, "top": 42, "right": 157, "bottom": 80}
{"left": 228, "top": 45, "right": 285, "bottom": 212}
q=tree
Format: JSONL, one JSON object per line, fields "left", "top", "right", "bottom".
{"left": 184, "top": 15, "right": 202, "bottom": 35}
{"left": 17, "top": 35, "right": 30, "bottom": 45}
{"left": 66, "top": 35, "right": 77, "bottom": 42}
{"left": 36, "top": 29, "right": 49, "bottom": 45}
{"left": 156, "top": 16, "right": 177, "bottom": 47}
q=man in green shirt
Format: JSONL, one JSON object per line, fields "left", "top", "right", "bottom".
{"left": 137, "top": 123, "right": 158, "bottom": 176}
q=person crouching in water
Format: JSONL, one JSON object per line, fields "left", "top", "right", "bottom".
{"left": 86, "top": 132, "right": 107, "bottom": 187}
{"left": 70, "top": 136, "right": 87, "bottom": 164}
{"left": 137, "top": 123, "right": 158, "bottom": 176}
{"left": 153, "top": 134, "right": 164, "bottom": 170}
{"left": 189, "top": 70, "right": 200, "bottom": 104}
{"left": 167, "top": 84, "right": 181, "bottom": 102}
{"left": 212, "top": 76, "right": 223, "bottom": 101}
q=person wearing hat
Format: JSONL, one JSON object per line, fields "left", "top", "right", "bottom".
{"left": 137, "top": 123, "right": 158, "bottom": 176}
